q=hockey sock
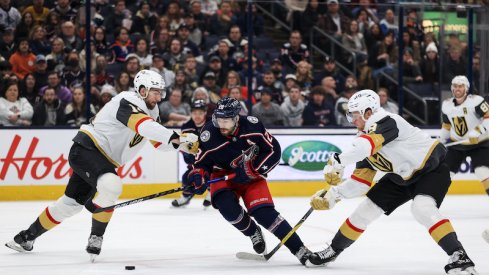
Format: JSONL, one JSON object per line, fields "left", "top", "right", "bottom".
{"left": 27, "top": 207, "right": 58, "bottom": 238}
{"left": 86, "top": 200, "right": 114, "bottom": 236}
{"left": 252, "top": 207, "right": 304, "bottom": 254}
{"left": 331, "top": 218, "right": 364, "bottom": 252}
{"left": 429, "top": 219, "right": 463, "bottom": 255}
{"left": 214, "top": 191, "right": 257, "bottom": 236}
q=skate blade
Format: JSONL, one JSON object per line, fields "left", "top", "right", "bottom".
{"left": 89, "top": 254, "right": 97, "bottom": 263}
{"left": 235, "top": 252, "right": 267, "bottom": 261}
{"left": 305, "top": 260, "right": 330, "bottom": 268}
{"left": 5, "top": 241, "right": 28, "bottom": 253}
{"left": 447, "top": 267, "right": 479, "bottom": 275}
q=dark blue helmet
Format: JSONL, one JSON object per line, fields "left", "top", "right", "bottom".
{"left": 213, "top": 97, "right": 241, "bottom": 118}
{"left": 191, "top": 99, "right": 207, "bottom": 111}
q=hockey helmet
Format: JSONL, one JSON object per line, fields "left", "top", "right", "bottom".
{"left": 133, "top": 70, "right": 166, "bottom": 98}
{"left": 347, "top": 89, "right": 380, "bottom": 123}
{"left": 451, "top": 75, "right": 469, "bottom": 97}
{"left": 191, "top": 99, "right": 207, "bottom": 111}
{"left": 212, "top": 97, "right": 241, "bottom": 127}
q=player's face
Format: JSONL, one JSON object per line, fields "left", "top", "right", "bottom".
{"left": 217, "top": 117, "right": 236, "bottom": 136}
{"left": 191, "top": 109, "right": 206, "bottom": 125}
{"left": 144, "top": 88, "right": 164, "bottom": 109}
{"left": 348, "top": 111, "right": 366, "bottom": 131}
{"left": 452, "top": 84, "right": 466, "bottom": 99}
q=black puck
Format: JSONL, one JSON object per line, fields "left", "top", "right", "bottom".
{"left": 125, "top": 266, "right": 135, "bottom": 270}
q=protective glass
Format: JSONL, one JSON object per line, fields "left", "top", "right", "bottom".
{"left": 346, "top": 112, "right": 362, "bottom": 124}
{"left": 212, "top": 115, "right": 237, "bottom": 128}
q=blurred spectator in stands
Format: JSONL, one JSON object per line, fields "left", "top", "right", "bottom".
{"left": 202, "top": 55, "right": 226, "bottom": 86}
{"left": 192, "top": 86, "right": 216, "bottom": 119}
{"left": 163, "top": 37, "right": 187, "bottom": 70}
{"left": 238, "top": 56, "right": 261, "bottom": 91}
{"left": 252, "top": 88, "right": 284, "bottom": 127}
{"left": 301, "top": 0, "right": 325, "bottom": 42}
{"left": 472, "top": 55, "right": 484, "bottom": 94}
{"left": 20, "top": 73, "right": 40, "bottom": 107}
{"left": 61, "top": 21, "right": 83, "bottom": 52}
{"left": 356, "top": 9, "right": 371, "bottom": 34}
{"left": 352, "top": 0, "right": 379, "bottom": 23}
{"left": 124, "top": 55, "right": 141, "bottom": 79}
{"left": 96, "top": 84, "right": 117, "bottom": 111}
{"left": 405, "top": 9, "right": 423, "bottom": 42}
{"left": 23, "top": 0, "right": 49, "bottom": 25}
{"left": 295, "top": 60, "right": 313, "bottom": 92}
{"left": 443, "top": 46, "right": 466, "bottom": 83}
{"left": 9, "top": 38, "right": 36, "bottom": 80}
{"left": 314, "top": 56, "right": 345, "bottom": 91}
{"left": 402, "top": 31, "right": 421, "bottom": 62}
{"left": 172, "top": 69, "right": 194, "bottom": 104}
{"left": 159, "top": 88, "right": 191, "bottom": 127}
{"left": 46, "top": 37, "right": 66, "bottom": 72}
{"left": 282, "top": 74, "right": 298, "bottom": 98}
{"left": 29, "top": 25, "right": 51, "bottom": 56}
{"left": 281, "top": 84, "right": 305, "bottom": 127}
{"left": 220, "top": 70, "right": 251, "bottom": 101}
{"left": 183, "top": 13, "right": 203, "bottom": 48}
{"left": 94, "top": 55, "right": 115, "bottom": 87}
{"left": 0, "top": 61, "right": 12, "bottom": 82}
{"left": 40, "top": 71, "right": 72, "bottom": 104}
{"left": 446, "top": 33, "right": 466, "bottom": 54}
{"left": 334, "top": 83, "right": 357, "bottom": 126}
{"left": 256, "top": 71, "right": 283, "bottom": 104}
{"left": 421, "top": 32, "right": 438, "bottom": 56}
{"left": 302, "top": 86, "right": 336, "bottom": 127}
{"left": 0, "top": 79, "right": 33, "bottom": 126}
{"left": 364, "top": 23, "right": 383, "bottom": 52}
{"left": 64, "top": 85, "right": 96, "bottom": 127}
{"left": 45, "top": 12, "right": 61, "bottom": 39}
{"left": 201, "top": 0, "right": 219, "bottom": 17}
{"left": 280, "top": 30, "right": 309, "bottom": 74}
{"left": 379, "top": 8, "right": 398, "bottom": 36}
{"left": 321, "top": 0, "right": 350, "bottom": 39}
{"left": 236, "top": 3, "right": 264, "bottom": 36}
{"left": 420, "top": 42, "right": 439, "bottom": 84}
{"left": 32, "top": 54, "right": 48, "bottom": 88}
{"left": 130, "top": 1, "right": 157, "bottom": 36}
{"left": 94, "top": 27, "right": 110, "bottom": 59}
{"left": 342, "top": 20, "right": 368, "bottom": 66}
{"left": 369, "top": 30, "right": 398, "bottom": 78}
{"left": 398, "top": 48, "right": 422, "bottom": 83}
{"left": 88, "top": 73, "right": 101, "bottom": 104}
{"left": 131, "top": 38, "right": 153, "bottom": 69}
{"left": 79, "top": 40, "right": 99, "bottom": 73}
{"left": 0, "top": 29, "right": 15, "bottom": 60}
{"left": 210, "top": 39, "right": 238, "bottom": 73}
{"left": 150, "top": 53, "right": 175, "bottom": 88}
{"left": 104, "top": 0, "right": 127, "bottom": 32}
{"left": 270, "top": 58, "right": 284, "bottom": 83}
{"left": 32, "top": 86, "right": 65, "bottom": 126}
{"left": 201, "top": 71, "right": 221, "bottom": 104}
{"left": 166, "top": 1, "right": 184, "bottom": 35}
{"left": 51, "top": 0, "right": 77, "bottom": 23}
{"left": 15, "top": 12, "right": 35, "bottom": 40}
{"left": 0, "top": 0, "right": 21, "bottom": 32}
{"left": 209, "top": 1, "right": 236, "bottom": 36}
{"left": 228, "top": 25, "right": 246, "bottom": 60}
{"left": 110, "top": 26, "right": 134, "bottom": 63}
{"left": 177, "top": 24, "right": 201, "bottom": 58}
{"left": 320, "top": 76, "right": 339, "bottom": 105}
{"left": 189, "top": 0, "right": 208, "bottom": 35}
{"left": 377, "top": 87, "right": 398, "bottom": 114}
{"left": 181, "top": 55, "right": 202, "bottom": 90}
{"left": 229, "top": 86, "right": 249, "bottom": 115}
{"left": 61, "top": 51, "right": 85, "bottom": 88}
{"left": 150, "top": 28, "right": 171, "bottom": 55}
{"left": 115, "top": 71, "right": 131, "bottom": 93}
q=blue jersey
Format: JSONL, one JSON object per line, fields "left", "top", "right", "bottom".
{"left": 193, "top": 116, "right": 281, "bottom": 176}
{"left": 181, "top": 118, "right": 206, "bottom": 165}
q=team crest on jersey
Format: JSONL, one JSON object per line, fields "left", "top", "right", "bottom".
{"left": 367, "top": 153, "right": 393, "bottom": 172}
{"left": 452, "top": 116, "right": 468, "bottom": 137}
{"left": 201, "top": 130, "right": 210, "bottom": 142}
{"left": 129, "top": 133, "right": 144, "bottom": 147}
{"left": 247, "top": 116, "right": 259, "bottom": 124}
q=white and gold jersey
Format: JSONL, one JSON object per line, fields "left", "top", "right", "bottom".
{"left": 78, "top": 91, "right": 175, "bottom": 166}
{"left": 441, "top": 95, "right": 489, "bottom": 143}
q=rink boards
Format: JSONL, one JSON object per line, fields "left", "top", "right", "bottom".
{"left": 0, "top": 128, "right": 485, "bottom": 200}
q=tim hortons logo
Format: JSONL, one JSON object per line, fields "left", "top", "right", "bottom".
{"left": 0, "top": 135, "right": 143, "bottom": 181}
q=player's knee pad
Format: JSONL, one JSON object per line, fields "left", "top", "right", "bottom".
{"left": 411, "top": 195, "right": 443, "bottom": 228}
{"left": 349, "top": 198, "right": 383, "bottom": 229}
{"left": 252, "top": 207, "right": 284, "bottom": 233}
{"left": 93, "top": 173, "right": 122, "bottom": 207}
{"left": 213, "top": 190, "right": 242, "bottom": 221}
{"left": 47, "top": 195, "right": 83, "bottom": 222}
{"left": 474, "top": 166, "right": 489, "bottom": 182}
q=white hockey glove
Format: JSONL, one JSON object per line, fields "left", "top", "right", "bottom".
{"left": 310, "top": 187, "right": 340, "bottom": 210}
{"left": 467, "top": 125, "right": 486, "bottom": 145}
{"left": 323, "top": 153, "right": 345, "bottom": 186}
{"left": 178, "top": 133, "right": 199, "bottom": 154}
{"left": 438, "top": 128, "right": 450, "bottom": 145}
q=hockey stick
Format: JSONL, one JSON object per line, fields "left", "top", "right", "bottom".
{"left": 93, "top": 175, "right": 234, "bottom": 213}
{"left": 236, "top": 189, "right": 328, "bottom": 261}
{"left": 445, "top": 139, "right": 470, "bottom": 147}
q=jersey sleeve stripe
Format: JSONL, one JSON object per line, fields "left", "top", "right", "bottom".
{"left": 150, "top": 140, "right": 162, "bottom": 148}
{"left": 194, "top": 142, "right": 230, "bottom": 165}
{"left": 131, "top": 116, "right": 153, "bottom": 134}
{"left": 351, "top": 168, "right": 375, "bottom": 186}
{"left": 359, "top": 135, "right": 375, "bottom": 156}
{"left": 442, "top": 122, "right": 451, "bottom": 130}
{"left": 351, "top": 174, "right": 372, "bottom": 187}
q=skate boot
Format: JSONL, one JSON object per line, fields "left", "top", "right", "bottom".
{"left": 295, "top": 246, "right": 312, "bottom": 265}
{"left": 203, "top": 192, "right": 211, "bottom": 207}
{"left": 5, "top": 230, "right": 36, "bottom": 252}
{"left": 86, "top": 235, "right": 103, "bottom": 262}
{"left": 445, "top": 250, "right": 478, "bottom": 275}
{"left": 250, "top": 227, "right": 266, "bottom": 254}
{"left": 171, "top": 194, "right": 193, "bottom": 207}
{"left": 306, "top": 244, "right": 341, "bottom": 267}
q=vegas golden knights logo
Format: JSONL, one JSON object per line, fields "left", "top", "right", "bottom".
{"left": 368, "top": 153, "right": 393, "bottom": 172}
{"left": 452, "top": 116, "right": 468, "bottom": 137}
{"left": 129, "top": 133, "right": 144, "bottom": 147}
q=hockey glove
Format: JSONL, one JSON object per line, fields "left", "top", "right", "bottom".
{"left": 323, "top": 153, "right": 344, "bottom": 186}
{"left": 468, "top": 125, "right": 486, "bottom": 145}
{"left": 178, "top": 133, "right": 199, "bottom": 155}
{"left": 310, "top": 187, "right": 340, "bottom": 210}
{"left": 187, "top": 168, "right": 209, "bottom": 195}
{"left": 234, "top": 158, "right": 261, "bottom": 184}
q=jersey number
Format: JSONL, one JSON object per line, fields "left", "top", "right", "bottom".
{"left": 480, "top": 102, "right": 489, "bottom": 113}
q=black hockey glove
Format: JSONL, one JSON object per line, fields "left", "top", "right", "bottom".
{"left": 234, "top": 158, "right": 261, "bottom": 184}
{"left": 187, "top": 168, "right": 209, "bottom": 195}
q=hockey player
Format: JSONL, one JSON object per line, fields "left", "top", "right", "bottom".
{"left": 306, "top": 90, "right": 478, "bottom": 274}
{"left": 171, "top": 99, "right": 212, "bottom": 208}
{"left": 439, "top": 76, "right": 489, "bottom": 196}
{"left": 5, "top": 70, "right": 199, "bottom": 261}
{"left": 186, "top": 97, "right": 312, "bottom": 264}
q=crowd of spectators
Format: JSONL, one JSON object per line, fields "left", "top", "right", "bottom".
{"left": 0, "top": 0, "right": 485, "bottom": 128}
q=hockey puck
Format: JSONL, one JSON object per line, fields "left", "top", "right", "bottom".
{"left": 125, "top": 266, "right": 135, "bottom": 270}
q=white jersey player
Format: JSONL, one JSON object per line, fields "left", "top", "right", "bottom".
{"left": 5, "top": 70, "right": 199, "bottom": 261}
{"left": 305, "top": 90, "right": 478, "bottom": 275}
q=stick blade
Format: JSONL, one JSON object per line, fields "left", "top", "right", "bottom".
{"left": 236, "top": 252, "right": 267, "bottom": 261}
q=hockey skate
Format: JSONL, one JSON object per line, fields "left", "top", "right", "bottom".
{"left": 5, "top": 230, "right": 36, "bottom": 252}
{"left": 445, "top": 250, "right": 478, "bottom": 275}
{"left": 86, "top": 235, "right": 103, "bottom": 262}
{"left": 305, "top": 245, "right": 341, "bottom": 267}
{"left": 203, "top": 192, "right": 211, "bottom": 207}
{"left": 171, "top": 194, "right": 194, "bottom": 207}
{"left": 295, "top": 246, "right": 312, "bottom": 265}
{"left": 250, "top": 227, "right": 266, "bottom": 254}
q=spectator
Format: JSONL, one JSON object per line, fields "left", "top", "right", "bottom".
{"left": 352, "top": 0, "right": 379, "bottom": 23}
{"left": 405, "top": 9, "right": 423, "bottom": 42}
{"left": 104, "top": 0, "right": 127, "bottom": 32}
{"left": 189, "top": 0, "right": 208, "bottom": 34}
{"left": 79, "top": 41, "right": 99, "bottom": 73}
{"left": 50, "top": 0, "right": 77, "bottom": 23}
{"left": 94, "top": 27, "right": 110, "bottom": 59}
{"left": 301, "top": 0, "right": 325, "bottom": 41}
{"left": 228, "top": 86, "right": 249, "bottom": 115}
{"left": 321, "top": 0, "right": 350, "bottom": 38}
{"left": 149, "top": 54, "right": 175, "bottom": 88}
{"left": 379, "top": 8, "right": 398, "bottom": 36}
{"left": 402, "top": 31, "right": 421, "bottom": 63}
{"left": 368, "top": 30, "right": 398, "bottom": 78}
{"left": 0, "top": 79, "right": 33, "bottom": 126}
{"left": 94, "top": 55, "right": 115, "bottom": 87}
{"left": 282, "top": 74, "right": 299, "bottom": 98}
{"left": 251, "top": 89, "right": 284, "bottom": 127}
{"left": 64, "top": 86, "right": 96, "bottom": 127}
{"left": 201, "top": 71, "right": 221, "bottom": 104}
{"left": 150, "top": 27, "right": 171, "bottom": 55}
{"left": 22, "top": 0, "right": 50, "bottom": 25}
{"left": 0, "top": 29, "right": 15, "bottom": 60}
{"left": 110, "top": 27, "right": 134, "bottom": 63}
{"left": 123, "top": 55, "right": 141, "bottom": 79}
{"left": 163, "top": 37, "right": 187, "bottom": 70}
{"left": 44, "top": 11, "right": 61, "bottom": 39}
{"left": 191, "top": 86, "right": 216, "bottom": 119}
{"left": 115, "top": 71, "right": 131, "bottom": 93}
{"left": 61, "top": 51, "right": 85, "bottom": 88}
{"left": 302, "top": 86, "right": 336, "bottom": 127}
{"left": 132, "top": 38, "right": 153, "bottom": 69}
{"left": 29, "top": 25, "right": 51, "bottom": 56}
{"left": 202, "top": 55, "right": 226, "bottom": 86}
{"left": 398, "top": 48, "right": 422, "bottom": 83}
{"left": 96, "top": 84, "right": 117, "bottom": 112}
{"left": 313, "top": 56, "right": 345, "bottom": 91}
{"left": 181, "top": 55, "right": 202, "bottom": 90}
{"left": 130, "top": 1, "right": 157, "bottom": 36}
{"left": 295, "top": 60, "right": 314, "bottom": 92}
{"left": 172, "top": 70, "right": 194, "bottom": 104}
{"left": 46, "top": 37, "right": 66, "bottom": 72}
{"left": 444, "top": 46, "right": 467, "bottom": 83}
{"left": 20, "top": 73, "right": 40, "bottom": 107}
{"left": 201, "top": 0, "right": 219, "bottom": 17}
{"left": 165, "top": 1, "right": 184, "bottom": 35}
{"left": 238, "top": 56, "right": 261, "bottom": 90}
{"left": 342, "top": 20, "right": 368, "bottom": 66}
{"left": 0, "top": 0, "right": 21, "bottom": 32}
{"left": 320, "top": 76, "right": 339, "bottom": 105}
{"left": 209, "top": 39, "right": 238, "bottom": 73}
{"left": 220, "top": 70, "right": 250, "bottom": 101}
{"left": 9, "top": 38, "right": 36, "bottom": 80}
{"left": 256, "top": 71, "right": 283, "bottom": 104}
{"left": 236, "top": 3, "right": 264, "bottom": 36}
{"left": 270, "top": 58, "right": 284, "bottom": 83}
{"left": 32, "top": 54, "right": 48, "bottom": 88}
{"left": 32, "top": 87, "right": 65, "bottom": 126}
{"left": 334, "top": 84, "right": 357, "bottom": 126}
{"left": 280, "top": 30, "right": 309, "bottom": 74}
{"left": 159, "top": 88, "right": 191, "bottom": 127}
{"left": 183, "top": 13, "right": 203, "bottom": 48}
{"left": 14, "top": 12, "right": 35, "bottom": 40}
{"left": 364, "top": 23, "right": 383, "bottom": 52}
{"left": 281, "top": 84, "right": 305, "bottom": 127}
{"left": 378, "top": 87, "right": 398, "bottom": 114}
{"left": 356, "top": 9, "right": 373, "bottom": 34}
{"left": 39, "top": 71, "right": 72, "bottom": 105}
{"left": 60, "top": 21, "right": 83, "bottom": 53}
{"left": 177, "top": 24, "right": 201, "bottom": 58}
{"left": 228, "top": 25, "right": 246, "bottom": 60}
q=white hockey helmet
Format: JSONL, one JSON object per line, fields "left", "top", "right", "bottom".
{"left": 451, "top": 75, "right": 469, "bottom": 97}
{"left": 347, "top": 89, "right": 380, "bottom": 123}
{"left": 133, "top": 69, "right": 166, "bottom": 98}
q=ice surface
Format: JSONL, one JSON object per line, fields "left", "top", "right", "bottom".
{"left": 1, "top": 196, "right": 488, "bottom": 275}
